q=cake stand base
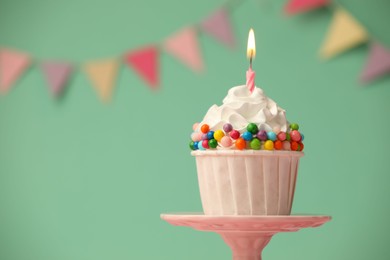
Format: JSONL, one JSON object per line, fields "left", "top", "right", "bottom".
{"left": 161, "top": 213, "right": 331, "bottom": 260}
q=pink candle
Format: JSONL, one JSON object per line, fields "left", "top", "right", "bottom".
{"left": 246, "top": 28, "right": 256, "bottom": 93}
{"left": 246, "top": 67, "right": 255, "bottom": 93}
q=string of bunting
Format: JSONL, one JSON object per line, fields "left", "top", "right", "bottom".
{"left": 285, "top": 0, "right": 390, "bottom": 83}
{"left": 0, "top": 0, "right": 389, "bottom": 103}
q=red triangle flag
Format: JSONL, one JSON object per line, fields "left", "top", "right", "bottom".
{"left": 360, "top": 41, "right": 390, "bottom": 83}
{"left": 125, "top": 46, "right": 159, "bottom": 88}
{"left": 200, "top": 8, "right": 235, "bottom": 49}
{"left": 284, "top": 0, "right": 330, "bottom": 15}
{"left": 0, "top": 48, "right": 31, "bottom": 93}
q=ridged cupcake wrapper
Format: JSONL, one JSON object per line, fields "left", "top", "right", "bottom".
{"left": 193, "top": 150, "right": 303, "bottom": 215}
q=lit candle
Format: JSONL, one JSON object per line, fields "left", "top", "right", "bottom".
{"left": 246, "top": 28, "right": 256, "bottom": 93}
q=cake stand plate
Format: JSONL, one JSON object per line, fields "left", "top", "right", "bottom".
{"left": 161, "top": 213, "right": 331, "bottom": 260}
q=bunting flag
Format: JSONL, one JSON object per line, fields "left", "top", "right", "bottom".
{"left": 84, "top": 58, "right": 120, "bottom": 102}
{"left": 0, "top": 0, "right": 388, "bottom": 101}
{"left": 163, "top": 27, "right": 204, "bottom": 72}
{"left": 284, "top": 0, "right": 330, "bottom": 15}
{"left": 125, "top": 46, "right": 159, "bottom": 88}
{"left": 320, "top": 8, "right": 368, "bottom": 59}
{"left": 360, "top": 42, "right": 390, "bottom": 83}
{"left": 200, "top": 8, "right": 235, "bottom": 48}
{"left": 41, "top": 61, "right": 72, "bottom": 97}
{"left": 0, "top": 49, "right": 31, "bottom": 94}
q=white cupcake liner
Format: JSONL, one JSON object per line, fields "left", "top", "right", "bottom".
{"left": 192, "top": 150, "right": 303, "bottom": 215}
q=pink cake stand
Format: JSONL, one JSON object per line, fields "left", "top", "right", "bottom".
{"left": 161, "top": 213, "right": 331, "bottom": 260}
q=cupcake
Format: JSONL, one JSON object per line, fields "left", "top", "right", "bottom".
{"left": 189, "top": 85, "right": 304, "bottom": 215}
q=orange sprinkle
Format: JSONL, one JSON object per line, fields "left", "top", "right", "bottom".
{"left": 291, "top": 141, "right": 299, "bottom": 151}
{"left": 200, "top": 124, "right": 210, "bottom": 133}
{"left": 235, "top": 138, "right": 246, "bottom": 150}
{"left": 274, "top": 140, "right": 283, "bottom": 150}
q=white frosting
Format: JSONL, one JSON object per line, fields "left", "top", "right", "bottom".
{"left": 198, "top": 85, "right": 289, "bottom": 133}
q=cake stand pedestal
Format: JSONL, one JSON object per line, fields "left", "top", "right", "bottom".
{"left": 161, "top": 213, "right": 331, "bottom": 260}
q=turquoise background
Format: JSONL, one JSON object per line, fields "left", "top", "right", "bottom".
{"left": 0, "top": 0, "right": 390, "bottom": 259}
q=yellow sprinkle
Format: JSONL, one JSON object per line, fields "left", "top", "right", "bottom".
{"left": 214, "top": 130, "right": 225, "bottom": 142}
{"left": 264, "top": 140, "right": 274, "bottom": 150}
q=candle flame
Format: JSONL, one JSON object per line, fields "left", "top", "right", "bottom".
{"left": 247, "top": 28, "right": 256, "bottom": 59}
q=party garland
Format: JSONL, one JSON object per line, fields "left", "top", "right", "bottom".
{"left": 0, "top": 0, "right": 388, "bottom": 103}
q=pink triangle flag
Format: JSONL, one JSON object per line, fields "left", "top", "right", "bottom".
{"left": 200, "top": 8, "right": 235, "bottom": 49}
{"left": 360, "top": 41, "right": 390, "bottom": 83}
{"left": 41, "top": 61, "right": 72, "bottom": 97}
{"left": 284, "top": 0, "right": 331, "bottom": 15}
{"left": 163, "top": 27, "right": 204, "bottom": 72}
{"left": 0, "top": 48, "right": 31, "bottom": 94}
{"left": 125, "top": 46, "right": 159, "bottom": 89}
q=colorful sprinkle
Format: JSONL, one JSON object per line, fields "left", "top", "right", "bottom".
{"left": 247, "top": 123, "right": 259, "bottom": 134}
{"left": 235, "top": 138, "right": 246, "bottom": 150}
{"left": 189, "top": 141, "right": 196, "bottom": 150}
{"left": 223, "top": 123, "right": 233, "bottom": 133}
{"left": 198, "top": 141, "right": 206, "bottom": 150}
{"left": 230, "top": 130, "right": 240, "bottom": 140}
{"left": 214, "top": 130, "right": 225, "bottom": 142}
{"left": 192, "top": 123, "right": 199, "bottom": 131}
{"left": 220, "top": 136, "right": 233, "bottom": 147}
{"left": 267, "top": 131, "right": 277, "bottom": 141}
{"left": 274, "top": 140, "right": 283, "bottom": 150}
{"left": 277, "top": 132, "right": 286, "bottom": 141}
{"left": 193, "top": 141, "right": 199, "bottom": 150}
{"left": 208, "top": 139, "right": 218, "bottom": 148}
{"left": 256, "top": 130, "right": 267, "bottom": 141}
{"left": 291, "top": 141, "right": 299, "bottom": 151}
{"left": 191, "top": 132, "right": 202, "bottom": 142}
{"left": 207, "top": 131, "right": 215, "bottom": 140}
{"left": 264, "top": 140, "right": 274, "bottom": 150}
{"left": 201, "top": 124, "right": 210, "bottom": 134}
{"left": 242, "top": 131, "right": 253, "bottom": 141}
{"left": 250, "top": 138, "right": 261, "bottom": 150}
{"left": 290, "top": 130, "right": 301, "bottom": 142}
{"left": 190, "top": 122, "right": 304, "bottom": 152}
{"left": 282, "top": 141, "right": 291, "bottom": 150}
{"left": 290, "top": 123, "right": 299, "bottom": 131}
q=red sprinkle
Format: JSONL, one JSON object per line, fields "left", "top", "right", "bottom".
{"left": 230, "top": 130, "right": 240, "bottom": 140}
{"left": 291, "top": 141, "right": 299, "bottom": 151}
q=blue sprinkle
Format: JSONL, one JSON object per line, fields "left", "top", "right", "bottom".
{"left": 207, "top": 131, "right": 215, "bottom": 140}
{"left": 267, "top": 131, "right": 277, "bottom": 141}
{"left": 242, "top": 131, "right": 253, "bottom": 141}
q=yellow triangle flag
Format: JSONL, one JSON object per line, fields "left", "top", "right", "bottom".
{"left": 84, "top": 58, "right": 120, "bottom": 102}
{"left": 320, "top": 8, "right": 368, "bottom": 59}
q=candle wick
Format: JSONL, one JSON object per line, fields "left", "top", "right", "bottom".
{"left": 249, "top": 50, "right": 253, "bottom": 69}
